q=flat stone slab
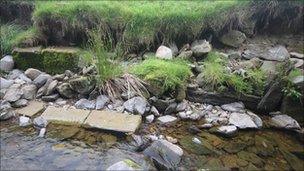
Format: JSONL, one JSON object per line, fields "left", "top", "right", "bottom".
{"left": 83, "top": 110, "right": 142, "bottom": 133}
{"left": 16, "top": 101, "right": 45, "bottom": 117}
{"left": 40, "top": 106, "right": 90, "bottom": 125}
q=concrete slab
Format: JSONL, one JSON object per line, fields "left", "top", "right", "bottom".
{"left": 40, "top": 106, "right": 90, "bottom": 125}
{"left": 83, "top": 110, "right": 142, "bottom": 133}
{"left": 16, "top": 101, "right": 45, "bottom": 117}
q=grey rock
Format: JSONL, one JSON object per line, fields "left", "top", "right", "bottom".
{"left": 143, "top": 140, "right": 183, "bottom": 170}
{"left": 33, "top": 116, "right": 48, "bottom": 128}
{"left": 220, "top": 30, "right": 246, "bottom": 48}
{"left": 261, "top": 45, "right": 290, "bottom": 61}
{"left": 269, "top": 114, "right": 301, "bottom": 130}
{"left": 216, "top": 125, "right": 238, "bottom": 136}
{"left": 157, "top": 115, "right": 177, "bottom": 124}
{"left": 7, "top": 69, "right": 22, "bottom": 80}
{"left": 69, "top": 76, "right": 96, "bottom": 95}
{"left": 57, "top": 83, "right": 74, "bottom": 99}
{"left": 96, "top": 95, "right": 110, "bottom": 110}
{"left": 0, "top": 77, "right": 14, "bottom": 89}
{"left": 64, "top": 70, "right": 74, "bottom": 77}
{"left": 290, "top": 52, "right": 304, "bottom": 59}
{"left": 146, "top": 114, "right": 155, "bottom": 123}
{"left": 258, "top": 82, "right": 283, "bottom": 112}
{"left": 3, "top": 84, "right": 23, "bottom": 102}
{"left": 188, "top": 125, "right": 201, "bottom": 134}
{"left": 155, "top": 45, "right": 173, "bottom": 59}
{"left": 0, "top": 55, "right": 14, "bottom": 72}
{"left": 221, "top": 102, "right": 245, "bottom": 112}
{"left": 198, "top": 123, "right": 213, "bottom": 129}
{"left": 149, "top": 97, "right": 175, "bottom": 113}
{"left": 0, "top": 100, "right": 15, "bottom": 120}
{"left": 38, "top": 128, "right": 46, "bottom": 137}
{"left": 36, "top": 86, "right": 47, "bottom": 99}
{"left": 247, "top": 111, "right": 263, "bottom": 128}
{"left": 46, "top": 80, "right": 58, "bottom": 95}
{"left": 229, "top": 112, "right": 258, "bottom": 129}
{"left": 191, "top": 40, "right": 212, "bottom": 57}
{"left": 24, "top": 68, "right": 42, "bottom": 80}
{"left": 0, "top": 89, "right": 7, "bottom": 99}
{"left": 18, "top": 74, "right": 32, "bottom": 83}
{"left": 292, "top": 75, "right": 304, "bottom": 87}
{"left": 75, "top": 98, "right": 96, "bottom": 109}
{"left": 123, "top": 96, "right": 148, "bottom": 115}
{"left": 260, "top": 61, "right": 278, "bottom": 75}
{"left": 164, "top": 102, "right": 177, "bottom": 115}
{"left": 21, "top": 84, "right": 37, "bottom": 100}
{"left": 228, "top": 51, "right": 242, "bottom": 59}
{"left": 33, "top": 74, "right": 51, "bottom": 88}
{"left": 106, "top": 159, "right": 142, "bottom": 171}
{"left": 12, "top": 99, "right": 28, "bottom": 108}
{"left": 177, "top": 50, "right": 193, "bottom": 59}
{"left": 53, "top": 74, "right": 65, "bottom": 81}
{"left": 82, "top": 65, "right": 95, "bottom": 75}
{"left": 290, "top": 58, "right": 304, "bottom": 68}
{"left": 19, "top": 116, "right": 31, "bottom": 127}
{"left": 42, "top": 94, "right": 59, "bottom": 102}
{"left": 176, "top": 101, "right": 187, "bottom": 112}
{"left": 150, "top": 106, "right": 160, "bottom": 116}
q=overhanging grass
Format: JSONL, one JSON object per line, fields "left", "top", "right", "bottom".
{"left": 130, "top": 58, "right": 191, "bottom": 95}
{"left": 32, "top": 1, "right": 249, "bottom": 50}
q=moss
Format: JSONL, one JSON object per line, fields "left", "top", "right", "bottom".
{"left": 12, "top": 47, "right": 44, "bottom": 71}
{"left": 42, "top": 47, "right": 79, "bottom": 74}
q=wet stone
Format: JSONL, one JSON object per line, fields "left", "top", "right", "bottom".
{"left": 16, "top": 101, "right": 45, "bottom": 117}
{"left": 157, "top": 115, "right": 177, "bottom": 124}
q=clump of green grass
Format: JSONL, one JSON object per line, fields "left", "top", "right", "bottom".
{"left": 130, "top": 58, "right": 191, "bottom": 96}
{"left": 0, "top": 24, "right": 41, "bottom": 55}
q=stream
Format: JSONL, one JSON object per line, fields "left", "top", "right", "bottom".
{"left": 1, "top": 117, "right": 303, "bottom": 170}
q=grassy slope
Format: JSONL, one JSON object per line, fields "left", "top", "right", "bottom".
{"left": 33, "top": 1, "right": 249, "bottom": 49}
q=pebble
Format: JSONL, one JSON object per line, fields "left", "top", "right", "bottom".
{"left": 146, "top": 114, "right": 154, "bottom": 123}
{"left": 192, "top": 137, "right": 201, "bottom": 144}
{"left": 19, "top": 116, "right": 31, "bottom": 127}
{"left": 38, "top": 128, "right": 46, "bottom": 137}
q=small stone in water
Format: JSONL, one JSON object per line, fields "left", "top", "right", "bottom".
{"left": 19, "top": 116, "right": 31, "bottom": 127}
{"left": 39, "top": 128, "right": 46, "bottom": 137}
{"left": 33, "top": 116, "right": 48, "bottom": 128}
{"left": 199, "top": 123, "right": 213, "bottom": 129}
{"left": 166, "top": 136, "right": 178, "bottom": 144}
{"left": 192, "top": 137, "right": 201, "bottom": 144}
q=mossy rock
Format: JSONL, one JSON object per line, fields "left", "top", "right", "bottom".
{"left": 42, "top": 47, "right": 79, "bottom": 74}
{"left": 12, "top": 47, "right": 44, "bottom": 71}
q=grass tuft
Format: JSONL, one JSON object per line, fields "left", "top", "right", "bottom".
{"left": 130, "top": 58, "right": 191, "bottom": 95}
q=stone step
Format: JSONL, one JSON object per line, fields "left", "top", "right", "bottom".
{"left": 16, "top": 101, "right": 45, "bottom": 117}
{"left": 40, "top": 106, "right": 142, "bottom": 133}
{"left": 83, "top": 110, "right": 142, "bottom": 133}
{"left": 40, "top": 106, "right": 90, "bottom": 125}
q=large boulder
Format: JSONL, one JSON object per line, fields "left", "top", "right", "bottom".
{"left": 260, "top": 61, "right": 278, "bottom": 75}
{"left": 155, "top": 45, "right": 173, "bottom": 59}
{"left": 69, "top": 76, "right": 95, "bottom": 95}
{"left": 0, "top": 77, "right": 14, "bottom": 89}
{"left": 219, "top": 30, "right": 246, "bottom": 48}
{"left": 24, "top": 68, "right": 42, "bottom": 80}
{"left": 123, "top": 96, "right": 148, "bottom": 115}
{"left": 257, "top": 82, "right": 283, "bottom": 112}
{"left": 191, "top": 40, "right": 212, "bottom": 58}
{"left": 0, "top": 55, "right": 14, "bottom": 72}
{"left": 21, "top": 84, "right": 37, "bottom": 100}
{"left": 7, "top": 69, "right": 22, "bottom": 80}
{"left": 3, "top": 84, "right": 23, "bottom": 102}
{"left": 269, "top": 114, "right": 301, "bottom": 130}
{"left": 143, "top": 140, "right": 183, "bottom": 170}
{"left": 56, "top": 83, "right": 74, "bottom": 99}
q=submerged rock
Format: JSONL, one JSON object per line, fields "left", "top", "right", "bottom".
{"left": 106, "top": 159, "right": 142, "bottom": 170}
{"left": 123, "top": 96, "right": 147, "bottom": 115}
{"left": 155, "top": 45, "right": 173, "bottom": 59}
{"left": 191, "top": 40, "right": 212, "bottom": 58}
{"left": 269, "top": 114, "right": 301, "bottom": 130}
{"left": 143, "top": 140, "right": 183, "bottom": 170}
{"left": 0, "top": 55, "right": 14, "bottom": 72}
{"left": 33, "top": 116, "right": 48, "bottom": 128}
{"left": 214, "top": 125, "right": 238, "bottom": 137}
{"left": 157, "top": 115, "right": 177, "bottom": 124}
{"left": 220, "top": 30, "right": 246, "bottom": 48}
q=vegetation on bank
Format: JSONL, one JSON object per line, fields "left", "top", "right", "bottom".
{"left": 130, "top": 58, "right": 191, "bottom": 96}
{"left": 199, "top": 52, "right": 267, "bottom": 96}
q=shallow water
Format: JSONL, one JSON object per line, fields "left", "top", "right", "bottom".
{"left": 1, "top": 118, "right": 303, "bottom": 170}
